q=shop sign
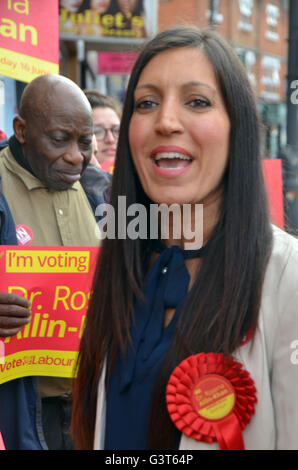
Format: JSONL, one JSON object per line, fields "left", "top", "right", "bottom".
{"left": 98, "top": 51, "right": 138, "bottom": 74}
{"left": 59, "top": 0, "right": 150, "bottom": 39}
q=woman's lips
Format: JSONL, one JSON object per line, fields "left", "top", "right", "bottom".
{"left": 151, "top": 146, "right": 193, "bottom": 177}
{"left": 102, "top": 148, "right": 116, "bottom": 156}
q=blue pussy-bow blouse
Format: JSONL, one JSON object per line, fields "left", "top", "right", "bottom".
{"left": 104, "top": 241, "right": 206, "bottom": 450}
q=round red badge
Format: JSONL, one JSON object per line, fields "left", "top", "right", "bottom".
{"left": 166, "top": 352, "right": 257, "bottom": 450}
{"left": 16, "top": 224, "right": 34, "bottom": 246}
{"left": 191, "top": 374, "right": 236, "bottom": 421}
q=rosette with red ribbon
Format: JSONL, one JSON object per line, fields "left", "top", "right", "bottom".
{"left": 166, "top": 352, "right": 257, "bottom": 450}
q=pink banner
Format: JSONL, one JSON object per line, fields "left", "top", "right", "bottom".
{"left": 98, "top": 51, "right": 138, "bottom": 74}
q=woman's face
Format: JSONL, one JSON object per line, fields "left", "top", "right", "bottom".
{"left": 90, "top": 0, "right": 111, "bottom": 13}
{"left": 117, "top": 0, "right": 138, "bottom": 13}
{"left": 128, "top": 47, "right": 231, "bottom": 208}
{"left": 60, "top": 0, "right": 84, "bottom": 12}
{"left": 93, "top": 106, "right": 120, "bottom": 162}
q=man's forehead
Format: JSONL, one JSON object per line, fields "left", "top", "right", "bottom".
{"left": 45, "top": 116, "right": 93, "bottom": 133}
{"left": 41, "top": 88, "right": 90, "bottom": 114}
{"left": 21, "top": 75, "right": 92, "bottom": 122}
{"left": 36, "top": 115, "right": 92, "bottom": 139}
{"left": 31, "top": 94, "right": 93, "bottom": 130}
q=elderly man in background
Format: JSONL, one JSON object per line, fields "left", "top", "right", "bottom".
{"left": 0, "top": 74, "right": 109, "bottom": 450}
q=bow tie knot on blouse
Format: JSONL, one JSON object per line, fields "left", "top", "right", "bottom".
{"left": 119, "top": 242, "right": 205, "bottom": 390}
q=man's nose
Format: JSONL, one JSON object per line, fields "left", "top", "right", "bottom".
{"left": 63, "top": 142, "right": 85, "bottom": 165}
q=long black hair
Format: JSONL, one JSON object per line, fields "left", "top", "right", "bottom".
{"left": 71, "top": 25, "right": 273, "bottom": 449}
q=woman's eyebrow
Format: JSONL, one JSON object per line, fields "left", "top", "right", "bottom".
{"left": 134, "top": 83, "right": 159, "bottom": 92}
{"left": 135, "top": 81, "right": 217, "bottom": 94}
{"left": 181, "top": 81, "right": 217, "bottom": 94}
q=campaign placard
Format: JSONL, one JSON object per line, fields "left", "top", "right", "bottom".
{"left": 0, "top": 432, "right": 5, "bottom": 450}
{"left": 100, "top": 160, "right": 114, "bottom": 174}
{"left": 0, "top": 246, "right": 99, "bottom": 384}
{"left": 0, "top": 0, "right": 59, "bottom": 82}
{"left": 262, "top": 158, "right": 284, "bottom": 229}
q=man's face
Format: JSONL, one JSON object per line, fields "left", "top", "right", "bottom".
{"left": 22, "top": 96, "right": 93, "bottom": 191}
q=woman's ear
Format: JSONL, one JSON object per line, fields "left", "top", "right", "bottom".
{"left": 13, "top": 116, "right": 26, "bottom": 144}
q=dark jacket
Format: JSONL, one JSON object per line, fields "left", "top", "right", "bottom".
{"left": 0, "top": 154, "right": 110, "bottom": 450}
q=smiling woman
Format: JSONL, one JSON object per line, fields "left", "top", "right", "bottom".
{"left": 84, "top": 90, "right": 121, "bottom": 164}
{"left": 129, "top": 47, "right": 230, "bottom": 213}
{"left": 72, "top": 26, "right": 298, "bottom": 451}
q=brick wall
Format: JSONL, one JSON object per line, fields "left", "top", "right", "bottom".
{"left": 157, "top": 0, "right": 288, "bottom": 103}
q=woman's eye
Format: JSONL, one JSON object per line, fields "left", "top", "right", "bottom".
{"left": 135, "top": 99, "right": 157, "bottom": 110}
{"left": 187, "top": 98, "right": 210, "bottom": 109}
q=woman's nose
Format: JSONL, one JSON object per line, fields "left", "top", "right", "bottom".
{"left": 154, "top": 100, "right": 184, "bottom": 135}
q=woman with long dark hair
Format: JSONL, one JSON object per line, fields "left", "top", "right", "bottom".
{"left": 71, "top": 26, "right": 298, "bottom": 450}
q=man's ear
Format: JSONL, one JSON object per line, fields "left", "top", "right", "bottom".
{"left": 13, "top": 116, "right": 26, "bottom": 144}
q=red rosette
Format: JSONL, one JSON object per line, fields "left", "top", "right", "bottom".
{"left": 166, "top": 352, "right": 257, "bottom": 450}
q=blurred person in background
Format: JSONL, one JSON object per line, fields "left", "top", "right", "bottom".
{"left": 84, "top": 90, "right": 122, "bottom": 164}
{"left": 90, "top": 134, "right": 101, "bottom": 169}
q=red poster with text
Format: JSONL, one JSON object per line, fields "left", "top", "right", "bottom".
{"left": 100, "top": 160, "right": 114, "bottom": 175}
{"left": 0, "top": 246, "right": 99, "bottom": 384}
{"left": 0, "top": 0, "right": 59, "bottom": 82}
{"left": 262, "top": 159, "right": 284, "bottom": 229}
{"left": 0, "top": 432, "right": 5, "bottom": 450}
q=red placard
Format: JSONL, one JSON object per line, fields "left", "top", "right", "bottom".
{"left": 100, "top": 160, "right": 114, "bottom": 174}
{"left": 0, "top": 245, "right": 99, "bottom": 384}
{"left": 0, "top": 432, "right": 5, "bottom": 450}
{"left": 0, "top": 0, "right": 59, "bottom": 82}
{"left": 262, "top": 159, "right": 284, "bottom": 229}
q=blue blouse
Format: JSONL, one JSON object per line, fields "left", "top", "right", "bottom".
{"left": 104, "top": 242, "right": 205, "bottom": 450}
